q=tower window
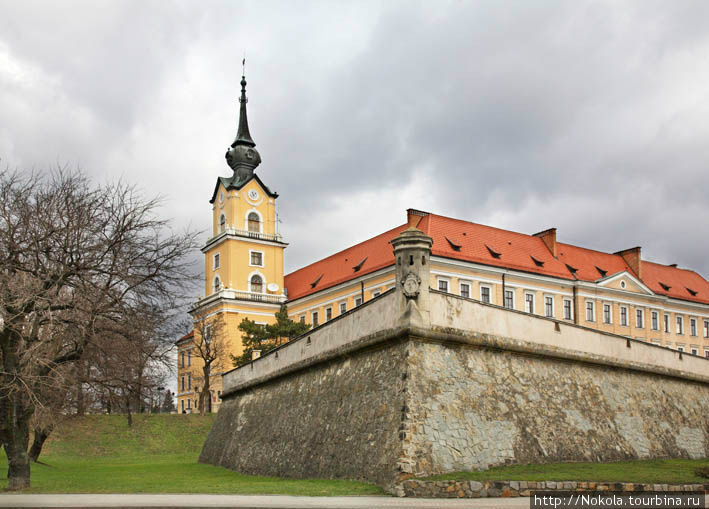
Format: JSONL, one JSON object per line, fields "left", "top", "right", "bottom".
{"left": 219, "top": 214, "right": 226, "bottom": 232}
{"left": 250, "top": 251, "right": 263, "bottom": 267}
{"left": 250, "top": 274, "right": 263, "bottom": 293}
{"left": 247, "top": 212, "right": 260, "bottom": 232}
{"left": 213, "top": 253, "right": 220, "bottom": 270}
{"left": 213, "top": 276, "right": 221, "bottom": 293}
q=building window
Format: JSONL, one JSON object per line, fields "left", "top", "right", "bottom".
{"left": 299, "top": 315, "right": 305, "bottom": 323}
{"left": 603, "top": 304, "right": 611, "bottom": 324}
{"left": 504, "top": 290, "right": 514, "bottom": 309}
{"left": 354, "top": 296, "right": 363, "bottom": 307}
{"left": 690, "top": 318, "right": 697, "bottom": 336}
{"left": 677, "top": 345, "right": 684, "bottom": 352}
{"left": 651, "top": 311, "right": 658, "bottom": 331}
{"left": 213, "top": 253, "right": 220, "bottom": 269}
{"left": 372, "top": 290, "right": 381, "bottom": 297}
{"left": 180, "top": 351, "right": 184, "bottom": 368}
{"left": 460, "top": 282, "right": 470, "bottom": 299}
{"left": 438, "top": 279, "right": 449, "bottom": 292}
{"left": 585, "top": 301, "right": 594, "bottom": 322}
{"left": 525, "top": 293, "right": 534, "bottom": 314}
{"left": 545, "top": 296, "right": 553, "bottom": 317}
{"left": 704, "top": 320, "right": 709, "bottom": 338}
{"left": 219, "top": 214, "right": 226, "bottom": 232}
{"left": 676, "top": 316, "right": 684, "bottom": 335}
{"left": 213, "top": 276, "right": 221, "bottom": 293}
{"left": 339, "top": 302, "right": 347, "bottom": 314}
{"left": 187, "top": 399, "right": 191, "bottom": 410}
{"left": 247, "top": 212, "right": 260, "bottom": 232}
{"left": 250, "top": 274, "right": 263, "bottom": 293}
{"left": 691, "top": 348, "right": 698, "bottom": 356}
{"left": 563, "top": 299, "right": 572, "bottom": 320}
{"left": 620, "top": 306, "right": 628, "bottom": 326}
{"left": 326, "top": 307, "right": 332, "bottom": 321}
{"left": 187, "top": 374, "right": 191, "bottom": 390}
{"left": 187, "top": 351, "right": 191, "bottom": 366}
{"left": 312, "top": 311, "right": 319, "bottom": 327}
{"left": 705, "top": 350, "right": 709, "bottom": 359}
{"left": 181, "top": 376, "right": 185, "bottom": 392}
{"left": 636, "top": 309, "right": 644, "bottom": 329}
{"left": 480, "top": 286, "right": 491, "bottom": 304}
{"left": 250, "top": 251, "right": 263, "bottom": 267}
{"left": 664, "top": 314, "right": 670, "bottom": 333}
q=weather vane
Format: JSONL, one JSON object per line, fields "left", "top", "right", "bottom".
{"left": 242, "top": 54, "right": 246, "bottom": 76}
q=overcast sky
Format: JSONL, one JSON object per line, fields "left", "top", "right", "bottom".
{"left": 2, "top": 0, "right": 708, "bottom": 286}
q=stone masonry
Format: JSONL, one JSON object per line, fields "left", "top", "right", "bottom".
{"left": 200, "top": 227, "right": 709, "bottom": 493}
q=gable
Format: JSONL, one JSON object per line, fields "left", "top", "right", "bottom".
{"left": 596, "top": 271, "right": 654, "bottom": 295}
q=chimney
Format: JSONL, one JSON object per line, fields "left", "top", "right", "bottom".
{"left": 251, "top": 350, "right": 261, "bottom": 360}
{"left": 534, "top": 228, "right": 557, "bottom": 258}
{"left": 406, "top": 208, "right": 429, "bottom": 228}
{"left": 615, "top": 247, "right": 642, "bottom": 279}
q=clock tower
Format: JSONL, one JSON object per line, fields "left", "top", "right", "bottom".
{"left": 178, "top": 73, "right": 287, "bottom": 413}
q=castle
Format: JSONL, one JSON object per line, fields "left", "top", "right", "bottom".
{"left": 177, "top": 75, "right": 709, "bottom": 416}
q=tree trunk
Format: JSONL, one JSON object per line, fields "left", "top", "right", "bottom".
{"left": 199, "top": 363, "right": 211, "bottom": 416}
{"left": 28, "top": 425, "right": 53, "bottom": 462}
{"left": 1, "top": 329, "right": 34, "bottom": 490}
{"left": 6, "top": 399, "right": 32, "bottom": 490}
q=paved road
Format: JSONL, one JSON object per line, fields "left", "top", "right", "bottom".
{"left": 0, "top": 494, "right": 531, "bottom": 508}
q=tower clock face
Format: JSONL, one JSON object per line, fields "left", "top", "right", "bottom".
{"left": 248, "top": 189, "right": 259, "bottom": 201}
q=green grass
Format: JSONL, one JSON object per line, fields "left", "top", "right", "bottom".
{"left": 0, "top": 414, "right": 385, "bottom": 495}
{"left": 425, "top": 459, "right": 709, "bottom": 484}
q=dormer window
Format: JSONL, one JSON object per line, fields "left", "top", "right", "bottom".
{"left": 247, "top": 212, "right": 260, "bottom": 233}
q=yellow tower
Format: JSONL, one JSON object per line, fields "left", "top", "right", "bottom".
{"left": 177, "top": 73, "right": 286, "bottom": 413}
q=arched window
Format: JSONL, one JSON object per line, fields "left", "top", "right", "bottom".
{"left": 250, "top": 274, "right": 263, "bottom": 293}
{"left": 247, "top": 212, "right": 260, "bottom": 233}
{"left": 213, "top": 276, "right": 221, "bottom": 294}
{"left": 219, "top": 214, "right": 226, "bottom": 232}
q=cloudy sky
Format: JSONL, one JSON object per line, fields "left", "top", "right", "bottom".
{"left": 2, "top": 0, "right": 708, "bottom": 285}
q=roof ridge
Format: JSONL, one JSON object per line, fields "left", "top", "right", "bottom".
{"left": 428, "top": 213, "right": 537, "bottom": 239}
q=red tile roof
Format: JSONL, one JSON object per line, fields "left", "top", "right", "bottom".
{"left": 284, "top": 224, "right": 407, "bottom": 300}
{"left": 284, "top": 211, "right": 709, "bottom": 305}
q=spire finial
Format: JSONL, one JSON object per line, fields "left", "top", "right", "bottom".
{"left": 225, "top": 61, "right": 261, "bottom": 176}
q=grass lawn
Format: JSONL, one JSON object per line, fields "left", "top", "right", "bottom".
{"left": 424, "top": 459, "right": 709, "bottom": 484}
{"left": 0, "top": 414, "right": 385, "bottom": 496}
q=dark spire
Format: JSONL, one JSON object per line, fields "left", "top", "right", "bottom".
{"left": 233, "top": 75, "right": 255, "bottom": 147}
{"left": 225, "top": 70, "right": 261, "bottom": 177}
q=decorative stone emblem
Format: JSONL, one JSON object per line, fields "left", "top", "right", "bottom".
{"left": 401, "top": 272, "right": 421, "bottom": 298}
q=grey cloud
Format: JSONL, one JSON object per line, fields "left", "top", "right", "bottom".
{"left": 0, "top": 0, "right": 706, "bottom": 280}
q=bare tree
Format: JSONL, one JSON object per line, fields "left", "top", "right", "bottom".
{"left": 0, "top": 168, "right": 198, "bottom": 489}
{"left": 189, "top": 310, "right": 227, "bottom": 416}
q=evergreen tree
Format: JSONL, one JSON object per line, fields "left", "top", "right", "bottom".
{"left": 161, "top": 390, "right": 175, "bottom": 413}
{"left": 231, "top": 305, "right": 310, "bottom": 367}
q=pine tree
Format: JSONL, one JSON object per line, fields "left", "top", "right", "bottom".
{"left": 231, "top": 304, "right": 310, "bottom": 367}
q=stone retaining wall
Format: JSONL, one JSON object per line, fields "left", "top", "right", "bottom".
{"left": 399, "top": 479, "right": 709, "bottom": 498}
